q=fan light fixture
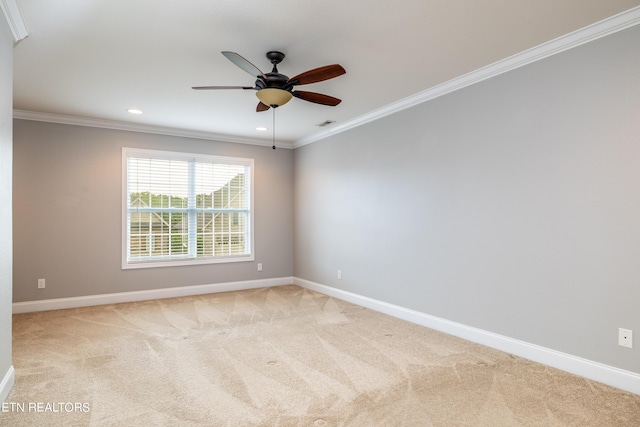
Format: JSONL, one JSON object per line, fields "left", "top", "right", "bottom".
{"left": 193, "top": 50, "right": 346, "bottom": 150}
{"left": 256, "top": 88, "right": 292, "bottom": 107}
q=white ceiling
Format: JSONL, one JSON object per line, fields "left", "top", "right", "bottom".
{"left": 11, "top": 0, "right": 640, "bottom": 147}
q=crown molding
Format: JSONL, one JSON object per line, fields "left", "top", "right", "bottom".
{"left": 0, "top": 0, "right": 28, "bottom": 42}
{"left": 13, "top": 110, "right": 295, "bottom": 149}
{"left": 294, "top": 5, "right": 640, "bottom": 148}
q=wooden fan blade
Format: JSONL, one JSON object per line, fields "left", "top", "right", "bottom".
{"left": 256, "top": 102, "right": 270, "bottom": 112}
{"left": 192, "top": 86, "right": 255, "bottom": 90}
{"left": 287, "top": 64, "right": 346, "bottom": 85}
{"left": 292, "top": 90, "right": 342, "bottom": 106}
{"left": 222, "top": 51, "right": 265, "bottom": 77}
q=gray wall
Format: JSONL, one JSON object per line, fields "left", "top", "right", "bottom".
{"left": 13, "top": 121, "right": 294, "bottom": 302}
{"left": 294, "top": 26, "right": 640, "bottom": 374}
{"left": 1, "top": 17, "right": 13, "bottom": 399}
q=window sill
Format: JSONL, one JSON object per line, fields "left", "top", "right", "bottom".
{"left": 122, "top": 254, "right": 254, "bottom": 270}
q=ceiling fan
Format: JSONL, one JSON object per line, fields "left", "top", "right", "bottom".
{"left": 192, "top": 51, "right": 346, "bottom": 112}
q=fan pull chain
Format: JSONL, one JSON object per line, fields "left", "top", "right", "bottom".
{"left": 272, "top": 106, "right": 277, "bottom": 150}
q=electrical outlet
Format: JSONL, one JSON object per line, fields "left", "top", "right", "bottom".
{"left": 337, "top": 270, "right": 342, "bottom": 280}
{"left": 37, "top": 278, "right": 45, "bottom": 289}
{"left": 257, "top": 263, "right": 263, "bottom": 272}
{"left": 619, "top": 328, "right": 633, "bottom": 348}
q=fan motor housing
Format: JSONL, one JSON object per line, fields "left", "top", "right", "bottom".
{"left": 256, "top": 73, "right": 293, "bottom": 92}
{"left": 254, "top": 51, "right": 292, "bottom": 91}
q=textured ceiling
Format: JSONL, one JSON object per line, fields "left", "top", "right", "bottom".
{"left": 11, "top": 0, "right": 640, "bottom": 146}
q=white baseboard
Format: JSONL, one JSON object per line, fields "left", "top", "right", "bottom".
{"left": 0, "top": 365, "right": 14, "bottom": 403}
{"left": 12, "top": 277, "right": 294, "bottom": 314}
{"left": 294, "top": 277, "right": 640, "bottom": 396}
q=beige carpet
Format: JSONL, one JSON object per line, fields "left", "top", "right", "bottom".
{"left": 3, "top": 285, "right": 639, "bottom": 426}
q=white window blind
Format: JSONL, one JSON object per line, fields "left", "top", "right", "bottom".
{"left": 122, "top": 148, "right": 253, "bottom": 269}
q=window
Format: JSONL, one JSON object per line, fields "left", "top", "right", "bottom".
{"left": 122, "top": 148, "right": 253, "bottom": 269}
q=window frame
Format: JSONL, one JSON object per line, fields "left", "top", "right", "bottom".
{"left": 122, "top": 147, "right": 254, "bottom": 269}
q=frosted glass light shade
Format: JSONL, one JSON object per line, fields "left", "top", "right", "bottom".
{"left": 256, "top": 89, "right": 293, "bottom": 107}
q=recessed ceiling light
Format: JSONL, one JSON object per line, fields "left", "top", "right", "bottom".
{"left": 256, "top": 127, "right": 267, "bottom": 131}
{"left": 127, "top": 109, "right": 143, "bottom": 114}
